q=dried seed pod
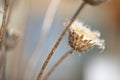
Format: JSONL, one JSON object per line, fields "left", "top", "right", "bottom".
{"left": 83, "top": 0, "right": 107, "bottom": 6}
{"left": 69, "top": 20, "right": 105, "bottom": 52}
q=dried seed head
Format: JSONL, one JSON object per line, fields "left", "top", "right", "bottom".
{"left": 5, "top": 28, "right": 22, "bottom": 50}
{"left": 83, "top": 0, "right": 107, "bottom": 6}
{"left": 69, "top": 20, "right": 105, "bottom": 52}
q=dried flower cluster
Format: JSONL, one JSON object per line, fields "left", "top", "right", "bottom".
{"left": 69, "top": 20, "right": 105, "bottom": 52}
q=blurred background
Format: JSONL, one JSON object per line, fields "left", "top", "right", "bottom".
{"left": 3, "top": 0, "right": 120, "bottom": 80}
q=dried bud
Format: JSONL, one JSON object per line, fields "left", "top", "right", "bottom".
{"left": 69, "top": 20, "right": 105, "bottom": 52}
{"left": 5, "top": 28, "right": 22, "bottom": 50}
{"left": 83, "top": 0, "right": 107, "bottom": 6}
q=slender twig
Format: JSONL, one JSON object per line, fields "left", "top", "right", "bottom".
{"left": 42, "top": 49, "right": 73, "bottom": 80}
{"left": 0, "top": 0, "right": 8, "bottom": 46}
{"left": 0, "top": 0, "right": 9, "bottom": 79}
{"left": 36, "top": 2, "right": 86, "bottom": 80}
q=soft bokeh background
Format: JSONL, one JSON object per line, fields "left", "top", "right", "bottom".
{"left": 3, "top": 0, "right": 120, "bottom": 80}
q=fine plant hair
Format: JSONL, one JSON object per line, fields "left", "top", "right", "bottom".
{"left": 42, "top": 19, "right": 105, "bottom": 80}
{"left": 0, "top": 0, "right": 107, "bottom": 80}
{"left": 36, "top": 2, "right": 86, "bottom": 80}
{"left": 36, "top": 0, "right": 107, "bottom": 80}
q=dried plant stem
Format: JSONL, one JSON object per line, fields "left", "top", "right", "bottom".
{"left": 0, "top": 0, "right": 8, "bottom": 45}
{"left": 0, "top": 0, "right": 9, "bottom": 79}
{"left": 36, "top": 2, "right": 86, "bottom": 80}
{"left": 42, "top": 49, "right": 73, "bottom": 80}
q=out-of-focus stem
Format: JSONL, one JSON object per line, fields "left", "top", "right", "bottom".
{"left": 36, "top": 2, "right": 86, "bottom": 80}
{"left": 42, "top": 49, "right": 73, "bottom": 80}
{"left": 0, "top": 0, "right": 8, "bottom": 46}
{"left": 0, "top": 0, "right": 9, "bottom": 80}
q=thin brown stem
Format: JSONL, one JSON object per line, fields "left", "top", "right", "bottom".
{"left": 0, "top": 0, "right": 9, "bottom": 79}
{"left": 0, "top": 0, "right": 8, "bottom": 46}
{"left": 42, "top": 49, "right": 73, "bottom": 80}
{"left": 36, "top": 2, "right": 86, "bottom": 80}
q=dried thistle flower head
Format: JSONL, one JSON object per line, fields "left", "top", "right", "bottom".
{"left": 83, "top": 0, "right": 107, "bottom": 6}
{"left": 69, "top": 20, "right": 105, "bottom": 52}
